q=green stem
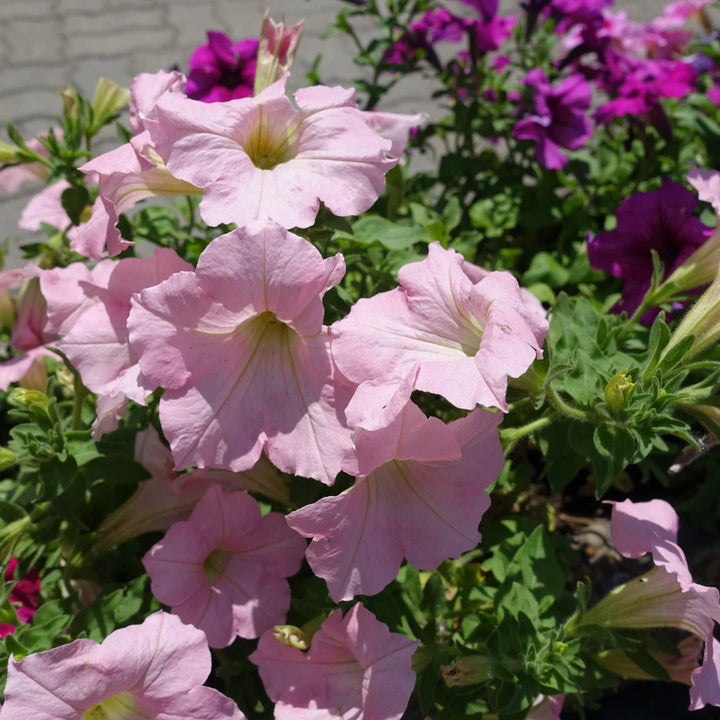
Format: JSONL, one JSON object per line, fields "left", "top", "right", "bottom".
{"left": 545, "top": 384, "right": 587, "bottom": 420}
{"left": 500, "top": 415, "right": 554, "bottom": 453}
{"left": 72, "top": 373, "right": 88, "bottom": 430}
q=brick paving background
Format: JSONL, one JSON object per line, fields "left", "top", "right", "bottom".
{"left": 0, "top": 0, "right": 674, "bottom": 261}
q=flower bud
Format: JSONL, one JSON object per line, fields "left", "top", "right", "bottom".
{"left": 91, "top": 78, "right": 131, "bottom": 131}
{"left": 0, "top": 448, "right": 17, "bottom": 471}
{"left": 0, "top": 142, "right": 20, "bottom": 164}
{"left": 58, "top": 86, "right": 81, "bottom": 120}
{"left": 604, "top": 371, "right": 635, "bottom": 415}
{"left": 254, "top": 11, "right": 304, "bottom": 95}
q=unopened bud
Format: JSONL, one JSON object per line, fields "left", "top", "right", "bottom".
{"left": 604, "top": 371, "right": 635, "bottom": 415}
{"left": 59, "top": 86, "right": 81, "bottom": 120}
{"left": 254, "top": 11, "right": 304, "bottom": 95}
{"left": 0, "top": 448, "right": 17, "bottom": 471}
{"left": 9, "top": 388, "right": 50, "bottom": 409}
{"left": 0, "top": 141, "right": 19, "bottom": 163}
{"left": 91, "top": 78, "right": 131, "bottom": 132}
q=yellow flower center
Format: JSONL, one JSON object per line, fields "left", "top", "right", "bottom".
{"left": 82, "top": 693, "right": 149, "bottom": 720}
{"left": 243, "top": 110, "right": 299, "bottom": 170}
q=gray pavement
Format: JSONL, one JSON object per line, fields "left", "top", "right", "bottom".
{"left": 0, "top": 0, "right": 674, "bottom": 258}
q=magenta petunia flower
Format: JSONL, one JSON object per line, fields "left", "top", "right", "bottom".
{"left": 594, "top": 58, "right": 696, "bottom": 124}
{"left": 186, "top": 31, "right": 259, "bottom": 103}
{"left": 0, "top": 558, "right": 41, "bottom": 638}
{"left": 512, "top": 69, "right": 592, "bottom": 170}
{"left": 587, "top": 179, "right": 713, "bottom": 320}
{"left": 250, "top": 603, "right": 418, "bottom": 720}
{"left": 143, "top": 485, "right": 305, "bottom": 648}
{"left": 128, "top": 221, "right": 354, "bottom": 483}
{"left": 332, "top": 242, "right": 548, "bottom": 414}
{"left": 145, "top": 75, "right": 397, "bottom": 229}
{"left": 288, "top": 401, "right": 503, "bottom": 601}
{"left": 0, "top": 611, "right": 245, "bottom": 720}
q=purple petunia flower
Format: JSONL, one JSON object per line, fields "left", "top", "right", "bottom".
{"left": 186, "top": 30, "right": 259, "bottom": 103}
{"left": 512, "top": 69, "right": 592, "bottom": 169}
{"left": 587, "top": 179, "right": 713, "bottom": 321}
{"left": 594, "top": 56, "right": 697, "bottom": 124}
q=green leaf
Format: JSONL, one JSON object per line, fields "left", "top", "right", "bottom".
{"left": 591, "top": 423, "right": 636, "bottom": 496}
{"left": 334, "top": 215, "right": 429, "bottom": 250}
{"left": 61, "top": 185, "right": 90, "bottom": 226}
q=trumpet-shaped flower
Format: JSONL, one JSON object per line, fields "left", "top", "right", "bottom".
{"left": 187, "top": 32, "right": 258, "bottom": 103}
{"left": 146, "top": 75, "right": 397, "bottom": 229}
{"left": 512, "top": 69, "right": 592, "bottom": 170}
{"left": 332, "top": 242, "right": 548, "bottom": 414}
{"left": 0, "top": 611, "right": 245, "bottom": 720}
{"left": 250, "top": 603, "right": 418, "bottom": 720}
{"left": 95, "top": 426, "right": 289, "bottom": 551}
{"left": 587, "top": 179, "right": 712, "bottom": 320}
{"left": 579, "top": 499, "right": 720, "bottom": 710}
{"left": 128, "top": 221, "right": 353, "bottom": 483}
{"left": 287, "top": 401, "right": 503, "bottom": 601}
{"left": 143, "top": 485, "right": 306, "bottom": 648}
{"left": 41, "top": 248, "right": 192, "bottom": 410}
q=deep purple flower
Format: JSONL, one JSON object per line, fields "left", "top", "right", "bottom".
{"left": 548, "top": 0, "right": 612, "bottom": 31}
{"left": 472, "top": 13, "right": 518, "bottom": 53}
{"left": 587, "top": 179, "right": 713, "bottom": 320}
{"left": 512, "top": 69, "right": 592, "bottom": 169}
{"left": 384, "top": 8, "right": 468, "bottom": 68}
{"left": 186, "top": 31, "right": 259, "bottom": 103}
{"left": 458, "top": 0, "right": 499, "bottom": 23}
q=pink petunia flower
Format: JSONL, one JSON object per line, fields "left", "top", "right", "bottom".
{"left": 331, "top": 242, "right": 548, "bottom": 415}
{"left": 0, "top": 611, "right": 245, "bottom": 720}
{"left": 128, "top": 221, "right": 354, "bottom": 483}
{"left": 250, "top": 603, "right": 418, "bottom": 720}
{"left": 288, "top": 399, "right": 504, "bottom": 601}
{"left": 579, "top": 499, "right": 720, "bottom": 710}
{"left": 0, "top": 269, "right": 55, "bottom": 393}
{"left": 41, "top": 248, "right": 192, "bottom": 423}
{"left": 145, "top": 74, "right": 398, "bottom": 229}
{"left": 143, "top": 485, "right": 306, "bottom": 648}
{"left": 95, "top": 426, "right": 289, "bottom": 551}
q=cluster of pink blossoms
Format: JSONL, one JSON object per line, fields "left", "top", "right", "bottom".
{"left": 0, "top": 30, "right": 552, "bottom": 714}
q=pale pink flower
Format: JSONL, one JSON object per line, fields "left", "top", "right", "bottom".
{"left": 0, "top": 269, "right": 54, "bottom": 392}
{"left": 17, "top": 179, "right": 70, "bottom": 232}
{"left": 0, "top": 611, "right": 245, "bottom": 720}
{"left": 526, "top": 695, "right": 564, "bottom": 720}
{"left": 332, "top": 242, "right": 548, "bottom": 415}
{"left": 128, "top": 221, "right": 354, "bottom": 483}
{"left": 73, "top": 132, "right": 200, "bottom": 259}
{"left": 581, "top": 499, "right": 720, "bottom": 710}
{"left": 95, "top": 426, "right": 289, "bottom": 551}
{"left": 129, "top": 70, "right": 186, "bottom": 135}
{"left": 287, "top": 401, "right": 503, "bottom": 601}
{"left": 0, "top": 136, "right": 51, "bottom": 195}
{"left": 250, "top": 603, "right": 418, "bottom": 720}
{"left": 364, "top": 110, "right": 428, "bottom": 161}
{"left": 146, "top": 75, "right": 397, "bottom": 229}
{"left": 143, "top": 485, "right": 305, "bottom": 648}
{"left": 41, "top": 248, "right": 192, "bottom": 409}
